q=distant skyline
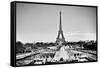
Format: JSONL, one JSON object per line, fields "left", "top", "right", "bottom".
{"left": 16, "top": 3, "right": 97, "bottom": 43}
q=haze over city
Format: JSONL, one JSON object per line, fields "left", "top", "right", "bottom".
{"left": 16, "top": 3, "right": 96, "bottom": 43}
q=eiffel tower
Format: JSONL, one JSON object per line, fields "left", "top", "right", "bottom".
{"left": 56, "top": 11, "right": 66, "bottom": 44}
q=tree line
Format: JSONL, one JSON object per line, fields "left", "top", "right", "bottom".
{"left": 16, "top": 40, "right": 97, "bottom": 54}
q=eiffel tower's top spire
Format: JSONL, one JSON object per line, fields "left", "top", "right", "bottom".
{"left": 59, "top": 11, "right": 62, "bottom": 31}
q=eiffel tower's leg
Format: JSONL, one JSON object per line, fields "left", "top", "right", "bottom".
{"left": 57, "top": 31, "right": 60, "bottom": 39}
{"left": 61, "top": 31, "right": 65, "bottom": 40}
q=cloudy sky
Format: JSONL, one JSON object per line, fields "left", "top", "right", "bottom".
{"left": 16, "top": 3, "right": 97, "bottom": 43}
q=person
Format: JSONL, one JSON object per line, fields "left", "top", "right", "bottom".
{"left": 47, "top": 56, "right": 52, "bottom": 62}
{"left": 43, "top": 56, "right": 46, "bottom": 64}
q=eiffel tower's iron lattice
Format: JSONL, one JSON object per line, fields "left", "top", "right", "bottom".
{"left": 56, "top": 11, "right": 66, "bottom": 44}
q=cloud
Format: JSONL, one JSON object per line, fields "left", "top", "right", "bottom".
{"left": 65, "top": 32, "right": 96, "bottom": 41}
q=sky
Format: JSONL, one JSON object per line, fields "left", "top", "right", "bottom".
{"left": 16, "top": 3, "right": 97, "bottom": 43}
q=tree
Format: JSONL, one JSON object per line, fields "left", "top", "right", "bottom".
{"left": 16, "top": 41, "right": 25, "bottom": 54}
